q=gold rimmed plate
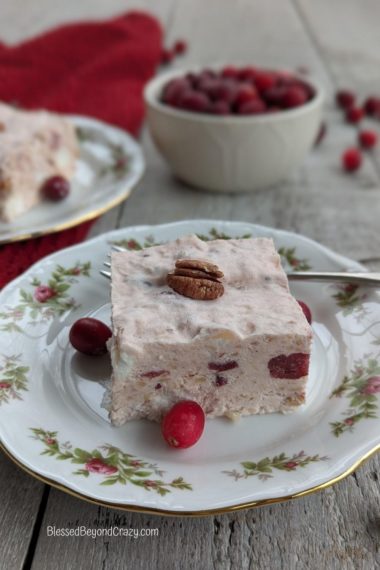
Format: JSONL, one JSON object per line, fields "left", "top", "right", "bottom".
{"left": 0, "top": 115, "right": 145, "bottom": 244}
{"left": 0, "top": 220, "right": 379, "bottom": 515}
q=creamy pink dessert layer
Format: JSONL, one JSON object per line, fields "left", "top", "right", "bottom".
{"left": 0, "top": 102, "right": 78, "bottom": 222}
{"left": 109, "top": 235, "right": 312, "bottom": 425}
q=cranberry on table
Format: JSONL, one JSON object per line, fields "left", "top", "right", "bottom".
{"left": 335, "top": 89, "right": 356, "bottom": 109}
{"left": 297, "top": 300, "right": 312, "bottom": 324}
{"left": 42, "top": 176, "right": 70, "bottom": 201}
{"left": 358, "top": 129, "right": 378, "bottom": 149}
{"left": 364, "top": 96, "right": 380, "bottom": 117}
{"left": 69, "top": 318, "right": 112, "bottom": 356}
{"left": 173, "top": 39, "right": 187, "bottom": 55}
{"left": 161, "top": 48, "right": 175, "bottom": 64}
{"left": 342, "top": 147, "right": 362, "bottom": 172}
{"left": 161, "top": 400, "right": 205, "bottom": 449}
{"left": 345, "top": 106, "right": 364, "bottom": 124}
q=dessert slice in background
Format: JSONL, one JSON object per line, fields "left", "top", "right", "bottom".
{"left": 0, "top": 102, "right": 78, "bottom": 222}
{"left": 109, "top": 234, "right": 312, "bottom": 425}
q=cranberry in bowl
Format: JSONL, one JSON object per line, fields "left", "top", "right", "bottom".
{"left": 144, "top": 65, "right": 324, "bottom": 192}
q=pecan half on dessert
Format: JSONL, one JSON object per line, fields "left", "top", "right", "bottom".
{"left": 167, "top": 258, "right": 224, "bottom": 300}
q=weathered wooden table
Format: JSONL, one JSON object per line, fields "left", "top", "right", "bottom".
{"left": 1, "top": 1, "right": 379, "bottom": 568}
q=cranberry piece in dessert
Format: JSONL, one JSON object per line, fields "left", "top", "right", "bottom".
{"left": 141, "top": 370, "right": 168, "bottom": 378}
{"left": 345, "top": 106, "right": 364, "bottom": 124}
{"left": 173, "top": 39, "right": 187, "bottom": 55}
{"left": 282, "top": 86, "right": 308, "bottom": 108}
{"left": 314, "top": 122, "right": 327, "bottom": 146}
{"left": 69, "top": 318, "right": 112, "bottom": 356}
{"left": 161, "top": 400, "right": 205, "bottom": 448}
{"left": 342, "top": 147, "right": 362, "bottom": 172}
{"left": 335, "top": 89, "right": 356, "bottom": 109}
{"left": 178, "top": 90, "right": 210, "bottom": 112}
{"left": 297, "top": 300, "right": 312, "bottom": 324}
{"left": 237, "top": 99, "right": 267, "bottom": 115}
{"left": 268, "top": 353, "right": 310, "bottom": 379}
{"left": 364, "top": 96, "right": 380, "bottom": 117}
{"left": 215, "top": 375, "right": 228, "bottom": 387}
{"left": 358, "top": 129, "right": 378, "bottom": 149}
{"left": 208, "top": 360, "right": 238, "bottom": 372}
{"left": 42, "top": 175, "right": 70, "bottom": 201}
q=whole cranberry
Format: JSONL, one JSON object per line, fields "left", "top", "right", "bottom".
{"left": 282, "top": 86, "right": 308, "bottom": 108}
{"left": 297, "top": 300, "right": 312, "bottom": 324}
{"left": 234, "top": 84, "right": 258, "bottom": 107}
{"left": 335, "top": 89, "right": 356, "bottom": 109}
{"left": 345, "top": 106, "right": 364, "bottom": 124}
{"left": 238, "top": 66, "right": 257, "bottom": 82}
{"left": 210, "top": 100, "right": 230, "bottom": 115}
{"left": 221, "top": 66, "right": 239, "bottom": 79}
{"left": 69, "top": 317, "right": 112, "bottom": 356}
{"left": 364, "top": 96, "right": 380, "bottom": 117}
{"left": 358, "top": 129, "right": 378, "bottom": 149}
{"left": 342, "top": 147, "right": 362, "bottom": 172}
{"left": 178, "top": 90, "right": 210, "bottom": 112}
{"left": 254, "top": 71, "right": 277, "bottom": 92}
{"left": 42, "top": 176, "right": 70, "bottom": 201}
{"left": 162, "top": 78, "right": 191, "bottom": 106}
{"left": 161, "top": 48, "right": 174, "bottom": 65}
{"left": 173, "top": 39, "right": 187, "bottom": 55}
{"left": 262, "top": 86, "right": 287, "bottom": 106}
{"left": 161, "top": 400, "right": 205, "bottom": 449}
{"left": 210, "top": 80, "right": 237, "bottom": 104}
{"left": 237, "top": 99, "right": 267, "bottom": 115}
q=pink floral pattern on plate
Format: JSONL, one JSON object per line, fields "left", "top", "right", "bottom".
{"left": 223, "top": 451, "right": 328, "bottom": 482}
{"left": 0, "top": 262, "right": 91, "bottom": 333}
{"left": 0, "top": 355, "right": 29, "bottom": 405}
{"left": 30, "top": 428, "right": 192, "bottom": 495}
{"left": 330, "top": 357, "right": 380, "bottom": 436}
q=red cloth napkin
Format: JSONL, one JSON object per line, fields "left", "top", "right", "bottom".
{"left": 0, "top": 11, "right": 163, "bottom": 288}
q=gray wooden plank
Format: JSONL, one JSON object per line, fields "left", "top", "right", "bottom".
{"left": 29, "top": 455, "right": 379, "bottom": 570}
{"left": 294, "top": 0, "right": 380, "bottom": 176}
{"left": 0, "top": 1, "right": 379, "bottom": 569}
{"left": 0, "top": 452, "right": 45, "bottom": 570}
{"left": 117, "top": 0, "right": 380, "bottom": 261}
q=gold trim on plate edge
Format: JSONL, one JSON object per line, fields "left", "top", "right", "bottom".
{"left": 1, "top": 441, "right": 378, "bottom": 517}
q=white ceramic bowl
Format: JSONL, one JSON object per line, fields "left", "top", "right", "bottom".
{"left": 144, "top": 67, "right": 324, "bottom": 192}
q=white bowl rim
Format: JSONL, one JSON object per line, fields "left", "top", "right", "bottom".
{"left": 144, "top": 64, "right": 324, "bottom": 124}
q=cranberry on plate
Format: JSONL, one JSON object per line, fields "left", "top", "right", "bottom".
{"left": 42, "top": 175, "right": 70, "bottom": 201}
{"left": 161, "top": 400, "right": 205, "bottom": 449}
{"left": 69, "top": 318, "right": 112, "bottom": 356}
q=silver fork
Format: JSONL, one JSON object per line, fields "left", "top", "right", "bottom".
{"left": 101, "top": 246, "right": 380, "bottom": 286}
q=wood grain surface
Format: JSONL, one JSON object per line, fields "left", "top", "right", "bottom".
{"left": 0, "top": 1, "right": 379, "bottom": 569}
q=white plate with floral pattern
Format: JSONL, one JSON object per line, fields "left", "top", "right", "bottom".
{"left": 0, "top": 115, "right": 145, "bottom": 244}
{"left": 0, "top": 220, "right": 379, "bottom": 515}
